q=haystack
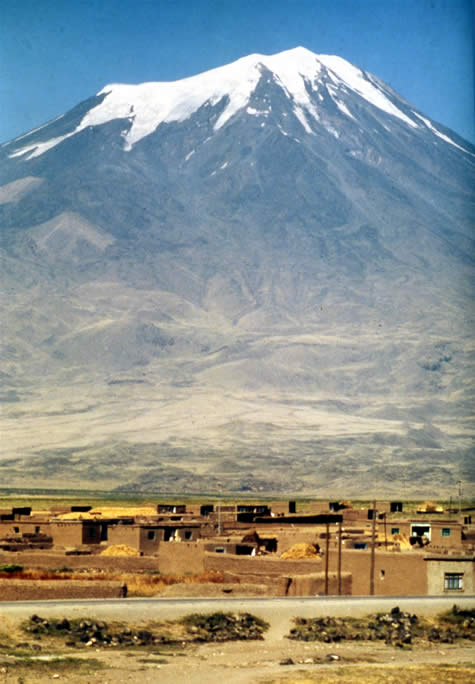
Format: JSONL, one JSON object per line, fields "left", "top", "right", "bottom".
{"left": 417, "top": 501, "right": 444, "bottom": 513}
{"left": 101, "top": 544, "right": 141, "bottom": 557}
{"left": 281, "top": 543, "right": 319, "bottom": 559}
{"left": 391, "top": 533, "right": 412, "bottom": 550}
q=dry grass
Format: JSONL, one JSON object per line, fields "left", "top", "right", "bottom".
{"left": 262, "top": 663, "right": 475, "bottom": 683}
{"left": 0, "top": 568, "right": 229, "bottom": 596}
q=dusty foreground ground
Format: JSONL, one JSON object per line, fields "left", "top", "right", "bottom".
{"left": 0, "top": 600, "right": 474, "bottom": 683}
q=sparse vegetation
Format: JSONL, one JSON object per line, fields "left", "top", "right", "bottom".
{"left": 180, "top": 611, "right": 269, "bottom": 641}
{"left": 287, "top": 607, "right": 475, "bottom": 646}
{"left": 21, "top": 611, "right": 269, "bottom": 647}
{"left": 0, "top": 655, "right": 104, "bottom": 677}
{"left": 262, "top": 663, "right": 475, "bottom": 684}
{"left": 0, "top": 563, "right": 23, "bottom": 574}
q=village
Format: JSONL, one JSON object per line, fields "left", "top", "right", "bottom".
{"left": 0, "top": 497, "right": 473, "bottom": 601}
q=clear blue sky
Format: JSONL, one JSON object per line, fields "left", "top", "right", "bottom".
{"left": 1, "top": 0, "right": 473, "bottom": 144}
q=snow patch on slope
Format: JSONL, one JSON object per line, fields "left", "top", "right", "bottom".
{"left": 412, "top": 111, "right": 473, "bottom": 155}
{"left": 319, "top": 55, "right": 417, "bottom": 128}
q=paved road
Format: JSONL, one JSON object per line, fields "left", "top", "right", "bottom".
{"left": 1, "top": 595, "right": 473, "bottom": 640}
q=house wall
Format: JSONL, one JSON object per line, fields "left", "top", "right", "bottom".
{"left": 107, "top": 524, "right": 141, "bottom": 549}
{"left": 156, "top": 542, "right": 206, "bottom": 575}
{"left": 50, "top": 521, "right": 84, "bottom": 547}
{"left": 254, "top": 526, "right": 327, "bottom": 554}
{"left": 138, "top": 527, "right": 161, "bottom": 554}
{"left": 326, "top": 549, "right": 427, "bottom": 596}
{"left": 204, "top": 553, "right": 324, "bottom": 578}
{"left": 0, "top": 520, "right": 52, "bottom": 538}
{"left": 429, "top": 523, "right": 463, "bottom": 548}
{"left": 426, "top": 559, "right": 475, "bottom": 595}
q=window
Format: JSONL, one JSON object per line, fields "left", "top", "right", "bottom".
{"left": 444, "top": 573, "right": 463, "bottom": 591}
{"left": 88, "top": 527, "right": 97, "bottom": 538}
{"left": 184, "top": 531, "right": 192, "bottom": 540}
{"left": 441, "top": 528, "right": 451, "bottom": 537}
{"left": 13, "top": 527, "right": 19, "bottom": 534}
{"left": 411, "top": 524, "right": 431, "bottom": 540}
{"left": 215, "top": 547, "right": 226, "bottom": 553}
{"left": 35, "top": 526, "right": 40, "bottom": 534}
{"left": 147, "top": 530, "right": 156, "bottom": 540}
{"left": 391, "top": 528, "right": 400, "bottom": 535}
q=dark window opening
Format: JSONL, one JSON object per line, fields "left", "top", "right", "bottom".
{"left": 411, "top": 525, "right": 430, "bottom": 539}
{"left": 184, "top": 531, "right": 192, "bottom": 540}
{"left": 147, "top": 530, "right": 156, "bottom": 540}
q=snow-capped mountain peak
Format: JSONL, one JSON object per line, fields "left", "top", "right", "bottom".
{"left": 8, "top": 46, "right": 470, "bottom": 160}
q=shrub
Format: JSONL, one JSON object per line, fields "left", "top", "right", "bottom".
{"left": 0, "top": 563, "right": 23, "bottom": 574}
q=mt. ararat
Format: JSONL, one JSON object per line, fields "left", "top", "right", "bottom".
{"left": 1, "top": 47, "right": 474, "bottom": 496}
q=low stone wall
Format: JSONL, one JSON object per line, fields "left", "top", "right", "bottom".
{"left": 0, "top": 579, "right": 124, "bottom": 601}
{"left": 0, "top": 551, "right": 159, "bottom": 573}
{"left": 287, "top": 572, "right": 352, "bottom": 596}
{"left": 204, "top": 552, "right": 323, "bottom": 577}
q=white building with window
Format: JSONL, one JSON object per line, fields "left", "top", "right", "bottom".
{"left": 425, "top": 556, "right": 474, "bottom": 595}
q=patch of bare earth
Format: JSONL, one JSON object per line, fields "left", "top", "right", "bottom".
{"left": 0, "top": 614, "right": 474, "bottom": 684}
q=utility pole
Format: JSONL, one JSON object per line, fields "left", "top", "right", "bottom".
{"left": 324, "top": 522, "right": 330, "bottom": 595}
{"left": 337, "top": 521, "right": 342, "bottom": 595}
{"left": 369, "top": 500, "right": 377, "bottom": 596}
{"left": 458, "top": 481, "right": 462, "bottom": 516}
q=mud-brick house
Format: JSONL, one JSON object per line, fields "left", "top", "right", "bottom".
{"left": 0, "top": 511, "right": 51, "bottom": 538}
{"left": 157, "top": 504, "right": 187, "bottom": 514}
{"left": 383, "top": 519, "right": 464, "bottom": 549}
{"left": 425, "top": 556, "right": 475, "bottom": 595}
{"left": 106, "top": 520, "right": 202, "bottom": 554}
{"left": 50, "top": 519, "right": 107, "bottom": 548}
{"left": 0, "top": 509, "right": 53, "bottom": 551}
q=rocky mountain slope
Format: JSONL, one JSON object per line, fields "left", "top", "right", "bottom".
{"left": 1, "top": 47, "right": 474, "bottom": 496}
